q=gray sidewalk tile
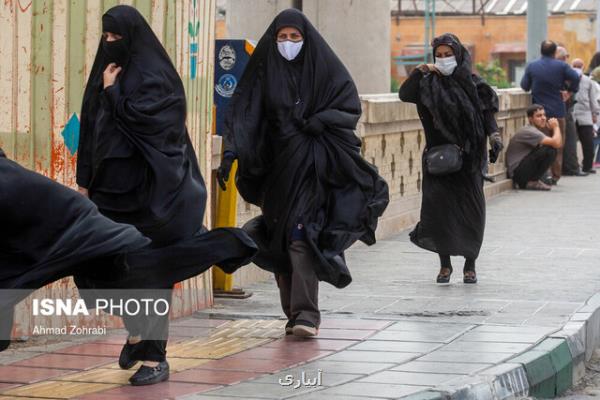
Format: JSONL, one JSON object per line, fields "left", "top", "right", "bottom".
{"left": 390, "top": 361, "right": 492, "bottom": 374}
{"left": 196, "top": 382, "right": 323, "bottom": 399}
{"left": 273, "top": 360, "right": 395, "bottom": 375}
{"left": 470, "top": 325, "right": 556, "bottom": 334}
{"left": 351, "top": 341, "right": 440, "bottom": 353}
{"left": 440, "top": 340, "right": 532, "bottom": 354}
{"left": 315, "top": 382, "right": 423, "bottom": 398}
{"left": 359, "top": 370, "right": 460, "bottom": 386}
{"left": 458, "top": 331, "right": 545, "bottom": 343}
{"left": 416, "top": 350, "right": 510, "bottom": 364}
{"left": 251, "top": 371, "right": 359, "bottom": 386}
{"left": 386, "top": 321, "right": 474, "bottom": 334}
{"left": 289, "top": 394, "right": 386, "bottom": 400}
{"left": 368, "top": 330, "right": 461, "bottom": 343}
{"left": 324, "top": 350, "right": 420, "bottom": 364}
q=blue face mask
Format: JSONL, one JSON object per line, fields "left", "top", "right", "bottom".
{"left": 435, "top": 56, "right": 458, "bottom": 76}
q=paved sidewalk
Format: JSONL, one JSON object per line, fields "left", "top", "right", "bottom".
{"left": 0, "top": 174, "right": 598, "bottom": 399}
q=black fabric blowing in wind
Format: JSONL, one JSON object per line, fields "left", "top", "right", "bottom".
{"left": 223, "top": 9, "right": 389, "bottom": 288}
{"left": 0, "top": 150, "right": 257, "bottom": 351}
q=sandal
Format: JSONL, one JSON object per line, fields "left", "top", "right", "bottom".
{"left": 463, "top": 270, "right": 477, "bottom": 284}
{"left": 436, "top": 266, "right": 453, "bottom": 283}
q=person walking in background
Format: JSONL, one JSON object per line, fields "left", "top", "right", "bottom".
{"left": 520, "top": 40, "right": 580, "bottom": 184}
{"left": 572, "top": 58, "right": 599, "bottom": 174}
{"left": 587, "top": 51, "right": 600, "bottom": 75}
{"left": 217, "top": 9, "right": 388, "bottom": 337}
{"left": 399, "top": 33, "right": 502, "bottom": 285}
{"left": 506, "top": 105, "right": 562, "bottom": 191}
{"left": 556, "top": 47, "right": 587, "bottom": 177}
{"left": 591, "top": 68, "right": 600, "bottom": 168}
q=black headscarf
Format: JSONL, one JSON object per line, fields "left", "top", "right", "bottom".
{"left": 78, "top": 5, "right": 204, "bottom": 242}
{"left": 223, "top": 9, "right": 389, "bottom": 288}
{"left": 419, "top": 33, "right": 498, "bottom": 169}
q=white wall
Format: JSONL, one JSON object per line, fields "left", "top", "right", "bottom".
{"left": 226, "top": 0, "right": 391, "bottom": 94}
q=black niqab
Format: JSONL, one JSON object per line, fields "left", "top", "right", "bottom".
{"left": 223, "top": 9, "right": 389, "bottom": 288}
{"left": 78, "top": 5, "right": 202, "bottom": 242}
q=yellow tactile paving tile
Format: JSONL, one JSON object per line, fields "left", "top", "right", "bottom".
{"left": 54, "top": 368, "right": 133, "bottom": 384}
{"left": 1, "top": 319, "right": 284, "bottom": 399}
{"left": 3, "top": 381, "right": 119, "bottom": 399}
{"left": 0, "top": 397, "right": 61, "bottom": 400}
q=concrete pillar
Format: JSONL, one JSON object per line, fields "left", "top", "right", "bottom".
{"left": 596, "top": 0, "right": 600, "bottom": 51}
{"left": 226, "top": 0, "right": 294, "bottom": 42}
{"left": 526, "top": 0, "right": 548, "bottom": 63}
{"left": 226, "top": 0, "right": 391, "bottom": 94}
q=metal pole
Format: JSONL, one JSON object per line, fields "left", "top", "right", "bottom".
{"left": 596, "top": 0, "right": 600, "bottom": 51}
{"left": 424, "top": 0, "right": 430, "bottom": 64}
{"left": 526, "top": 0, "right": 548, "bottom": 63}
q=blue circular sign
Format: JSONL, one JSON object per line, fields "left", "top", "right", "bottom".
{"left": 215, "top": 74, "right": 238, "bottom": 98}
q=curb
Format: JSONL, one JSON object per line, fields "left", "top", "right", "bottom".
{"left": 398, "top": 292, "right": 600, "bottom": 399}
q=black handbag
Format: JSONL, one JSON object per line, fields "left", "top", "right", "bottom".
{"left": 424, "top": 144, "right": 463, "bottom": 176}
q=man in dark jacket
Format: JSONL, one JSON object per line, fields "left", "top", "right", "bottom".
{"left": 520, "top": 40, "right": 580, "bottom": 183}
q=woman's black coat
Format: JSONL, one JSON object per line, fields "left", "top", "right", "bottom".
{"left": 399, "top": 34, "right": 498, "bottom": 260}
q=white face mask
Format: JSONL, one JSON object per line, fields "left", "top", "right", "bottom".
{"left": 277, "top": 40, "right": 304, "bottom": 61}
{"left": 435, "top": 56, "right": 458, "bottom": 76}
{"left": 574, "top": 67, "right": 583, "bottom": 76}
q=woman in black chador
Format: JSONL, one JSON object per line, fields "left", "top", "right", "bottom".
{"left": 76, "top": 5, "right": 252, "bottom": 385}
{"left": 218, "top": 9, "right": 389, "bottom": 337}
{"left": 399, "top": 33, "right": 502, "bottom": 284}
{"left": 0, "top": 148, "right": 256, "bottom": 360}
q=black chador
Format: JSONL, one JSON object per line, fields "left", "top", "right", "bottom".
{"left": 76, "top": 5, "right": 256, "bottom": 381}
{"left": 219, "top": 9, "right": 388, "bottom": 334}
{"left": 399, "top": 33, "right": 499, "bottom": 278}
{"left": 0, "top": 148, "right": 256, "bottom": 352}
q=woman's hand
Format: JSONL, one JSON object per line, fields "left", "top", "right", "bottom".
{"left": 416, "top": 64, "right": 439, "bottom": 74}
{"left": 103, "top": 63, "right": 122, "bottom": 89}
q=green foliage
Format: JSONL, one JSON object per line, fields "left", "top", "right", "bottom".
{"left": 475, "top": 60, "right": 511, "bottom": 88}
{"left": 391, "top": 78, "right": 400, "bottom": 93}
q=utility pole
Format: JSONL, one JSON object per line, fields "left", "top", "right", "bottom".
{"left": 596, "top": 0, "right": 600, "bottom": 51}
{"left": 526, "top": 0, "right": 548, "bottom": 63}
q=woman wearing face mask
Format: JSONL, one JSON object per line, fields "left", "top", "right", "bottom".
{"left": 76, "top": 5, "right": 258, "bottom": 386}
{"left": 217, "top": 9, "right": 388, "bottom": 337}
{"left": 399, "top": 33, "right": 501, "bottom": 284}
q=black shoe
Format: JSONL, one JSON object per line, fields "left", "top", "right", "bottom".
{"left": 463, "top": 270, "right": 478, "bottom": 284}
{"left": 129, "top": 361, "right": 170, "bottom": 386}
{"left": 584, "top": 169, "right": 597, "bottom": 174}
{"left": 285, "top": 320, "right": 294, "bottom": 335}
{"left": 564, "top": 170, "right": 588, "bottom": 176}
{"left": 292, "top": 320, "right": 318, "bottom": 337}
{"left": 540, "top": 176, "right": 556, "bottom": 186}
{"left": 119, "top": 340, "right": 141, "bottom": 370}
{"left": 436, "top": 266, "right": 453, "bottom": 283}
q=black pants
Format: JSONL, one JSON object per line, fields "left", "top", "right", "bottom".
{"left": 513, "top": 146, "right": 557, "bottom": 189}
{"left": 122, "top": 289, "right": 172, "bottom": 362}
{"left": 275, "top": 240, "right": 320, "bottom": 327}
{"left": 576, "top": 123, "right": 595, "bottom": 172}
{"left": 562, "top": 113, "right": 580, "bottom": 174}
